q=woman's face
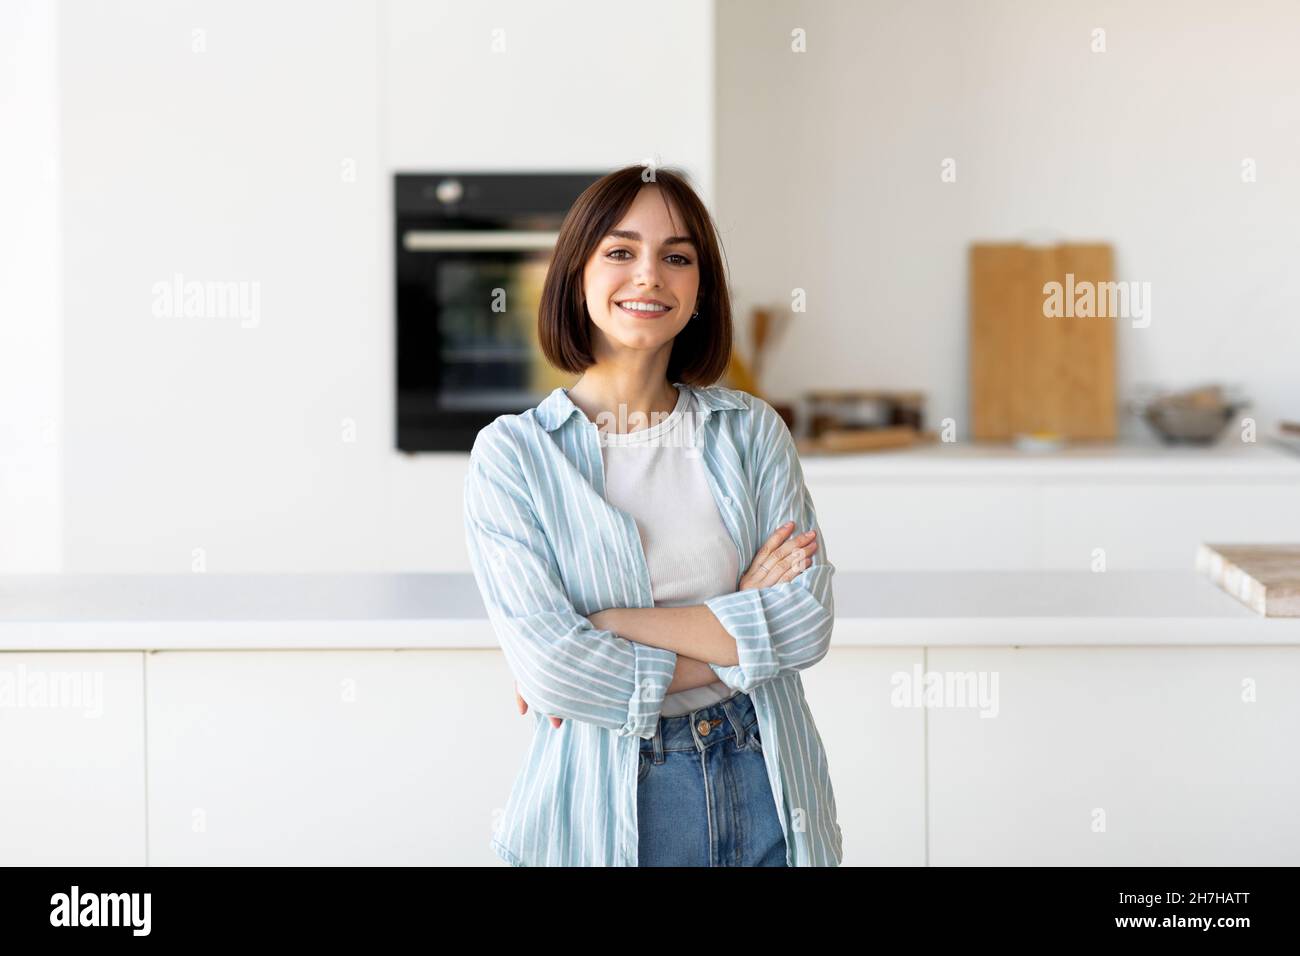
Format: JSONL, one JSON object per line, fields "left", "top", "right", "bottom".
{"left": 581, "top": 185, "right": 699, "bottom": 360}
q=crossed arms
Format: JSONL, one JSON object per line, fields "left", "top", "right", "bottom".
{"left": 464, "top": 400, "right": 835, "bottom": 739}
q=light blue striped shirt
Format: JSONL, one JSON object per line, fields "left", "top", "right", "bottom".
{"left": 464, "top": 381, "right": 843, "bottom": 866}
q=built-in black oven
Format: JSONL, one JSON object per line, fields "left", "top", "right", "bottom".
{"left": 395, "top": 172, "right": 603, "bottom": 451}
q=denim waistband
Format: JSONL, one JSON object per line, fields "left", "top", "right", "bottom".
{"left": 640, "top": 689, "right": 758, "bottom": 759}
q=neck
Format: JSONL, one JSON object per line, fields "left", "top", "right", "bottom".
{"left": 568, "top": 361, "right": 679, "bottom": 435}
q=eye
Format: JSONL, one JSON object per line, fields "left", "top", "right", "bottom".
{"left": 604, "top": 247, "right": 693, "bottom": 265}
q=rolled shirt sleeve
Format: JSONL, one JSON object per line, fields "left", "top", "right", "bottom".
{"left": 464, "top": 426, "right": 674, "bottom": 738}
{"left": 704, "top": 398, "right": 835, "bottom": 693}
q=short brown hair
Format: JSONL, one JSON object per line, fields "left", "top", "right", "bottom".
{"left": 538, "top": 164, "right": 732, "bottom": 385}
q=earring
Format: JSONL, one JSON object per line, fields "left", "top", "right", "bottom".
{"left": 690, "top": 310, "right": 699, "bottom": 320}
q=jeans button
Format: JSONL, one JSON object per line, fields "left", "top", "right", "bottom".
{"left": 696, "top": 719, "right": 711, "bottom": 735}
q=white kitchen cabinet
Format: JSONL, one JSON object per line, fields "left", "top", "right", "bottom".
{"left": 140, "top": 646, "right": 924, "bottom": 867}
{"left": 802, "top": 648, "right": 927, "bottom": 866}
{"left": 1039, "top": 482, "right": 1300, "bottom": 570}
{"left": 811, "top": 481, "right": 1040, "bottom": 570}
{"left": 802, "top": 442, "right": 1300, "bottom": 572}
{"left": 146, "top": 649, "right": 523, "bottom": 865}
{"left": 0, "top": 652, "right": 146, "bottom": 864}
{"left": 927, "top": 646, "right": 1300, "bottom": 865}
{"left": 4, "top": 574, "right": 1299, "bottom": 866}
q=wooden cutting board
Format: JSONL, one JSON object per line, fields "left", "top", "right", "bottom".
{"left": 1196, "top": 544, "right": 1300, "bottom": 616}
{"left": 970, "top": 243, "right": 1116, "bottom": 440}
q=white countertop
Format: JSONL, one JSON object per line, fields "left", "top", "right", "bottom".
{"left": 798, "top": 437, "right": 1300, "bottom": 480}
{"left": 1, "top": 571, "right": 1297, "bottom": 650}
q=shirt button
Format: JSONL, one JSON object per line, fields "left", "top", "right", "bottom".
{"left": 722, "top": 495, "right": 732, "bottom": 506}
{"left": 696, "top": 719, "right": 711, "bottom": 735}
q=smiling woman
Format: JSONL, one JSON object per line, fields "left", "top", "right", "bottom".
{"left": 465, "top": 163, "right": 842, "bottom": 867}
{"left": 537, "top": 167, "right": 732, "bottom": 386}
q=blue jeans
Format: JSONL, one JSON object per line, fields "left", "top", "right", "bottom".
{"left": 637, "top": 689, "right": 789, "bottom": 867}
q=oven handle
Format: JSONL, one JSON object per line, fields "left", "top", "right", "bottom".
{"left": 401, "top": 230, "right": 560, "bottom": 252}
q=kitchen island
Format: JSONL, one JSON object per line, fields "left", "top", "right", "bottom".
{"left": 2, "top": 572, "right": 1298, "bottom": 866}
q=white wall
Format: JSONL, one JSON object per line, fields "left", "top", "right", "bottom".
{"left": 56, "top": 0, "right": 715, "bottom": 572}
{"left": 38, "top": 0, "right": 1300, "bottom": 572}
{"left": 385, "top": 0, "right": 715, "bottom": 200}
{"left": 715, "top": 0, "right": 1300, "bottom": 438}
{"left": 0, "top": 0, "right": 61, "bottom": 571}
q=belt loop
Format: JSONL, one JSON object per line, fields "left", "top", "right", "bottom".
{"left": 652, "top": 718, "right": 665, "bottom": 764}
{"left": 720, "top": 696, "right": 747, "bottom": 749}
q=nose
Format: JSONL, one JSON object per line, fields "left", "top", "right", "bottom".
{"left": 634, "top": 256, "right": 663, "bottom": 289}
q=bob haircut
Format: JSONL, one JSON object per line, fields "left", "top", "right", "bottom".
{"left": 538, "top": 164, "right": 732, "bottom": 385}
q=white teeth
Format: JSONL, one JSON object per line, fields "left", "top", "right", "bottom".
{"left": 618, "top": 301, "right": 669, "bottom": 312}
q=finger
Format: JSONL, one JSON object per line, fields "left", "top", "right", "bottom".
{"left": 754, "top": 522, "right": 796, "bottom": 562}
{"left": 767, "top": 539, "right": 819, "bottom": 586}
{"left": 740, "top": 527, "right": 808, "bottom": 590}
{"left": 515, "top": 683, "right": 527, "bottom": 715}
{"left": 778, "top": 541, "right": 818, "bottom": 582}
{"left": 776, "top": 559, "right": 804, "bottom": 584}
{"left": 764, "top": 533, "right": 815, "bottom": 580}
{"left": 739, "top": 554, "right": 776, "bottom": 590}
{"left": 756, "top": 549, "right": 796, "bottom": 588}
{"left": 752, "top": 529, "right": 809, "bottom": 583}
{"left": 550, "top": 716, "right": 563, "bottom": 728}
{"left": 768, "top": 530, "right": 816, "bottom": 565}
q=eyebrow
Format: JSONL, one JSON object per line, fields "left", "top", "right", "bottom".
{"left": 605, "top": 229, "right": 696, "bottom": 247}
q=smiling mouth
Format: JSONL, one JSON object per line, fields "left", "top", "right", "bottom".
{"left": 615, "top": 301, "right": 672, "bottom": 317}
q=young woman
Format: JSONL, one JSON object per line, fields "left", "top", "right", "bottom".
{"left": 464, "top": 164, "right": 842, "bottom": 867}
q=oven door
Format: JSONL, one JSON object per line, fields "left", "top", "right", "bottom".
{"left": 397, "top": 230, "right": 576, "bottom": 451}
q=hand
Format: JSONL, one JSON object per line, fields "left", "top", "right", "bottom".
{"left": 739, "top": 521, "right": 818, "bottom": 590}
{"left": 515, "top": 679, "right": 563, "bottom": 728}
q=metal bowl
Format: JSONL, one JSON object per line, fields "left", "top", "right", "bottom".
{"left": 1138, "top": 402, "right": 1250, "bottom": 444}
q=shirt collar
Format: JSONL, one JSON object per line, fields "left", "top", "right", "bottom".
{"left": 534, "top": 381, "right": 747, "bottom": 433}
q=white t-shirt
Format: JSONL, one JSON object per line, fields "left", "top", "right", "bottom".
{"left": 597, "top": 385, "right": 739, "bottom": 718}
